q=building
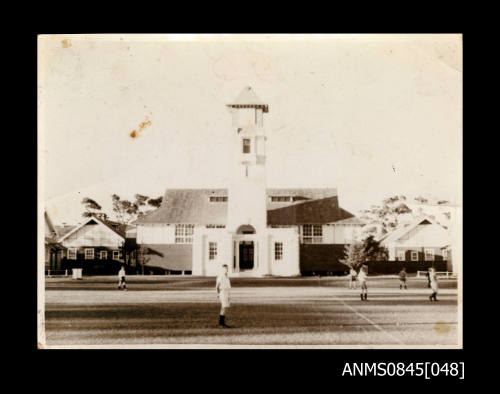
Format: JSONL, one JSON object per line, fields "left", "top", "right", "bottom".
{"left": 44, "top": 211, "right": 65, "bottom": 272}
{"left": 379, "top": 216, "right": 451, "bottom": 268}
{"left": 57, "top": 215, "right": 126, "bottom": 274}
{"left": 134, "top": 87, "right": 363, "bottom": 277}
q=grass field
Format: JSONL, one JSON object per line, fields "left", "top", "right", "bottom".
{"left": 42, "top": 275, "right": 460, "bottom": 348}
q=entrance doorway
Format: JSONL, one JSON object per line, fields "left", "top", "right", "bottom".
{"left": 239, "top": 241, "right": 254, "bottom": 270}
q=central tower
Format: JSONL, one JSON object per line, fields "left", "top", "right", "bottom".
{"left": 226, "top": 87, "right": 268, "bottom": 234}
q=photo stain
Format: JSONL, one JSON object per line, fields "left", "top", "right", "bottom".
{"left": 434, "top": 321, "right": 450, "bottom": 334}
{"left": 130, "top": 116, "right": 152, "bottom": 139}
{"left": 61, "top": 39, "right": 72, "bottom": 49}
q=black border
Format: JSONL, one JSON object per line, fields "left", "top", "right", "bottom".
{"left": 29, "top": 28, "right": 470, "bottom": 383}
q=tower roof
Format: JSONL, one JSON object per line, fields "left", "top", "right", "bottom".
{"left": 227, "top": 86, "right": 269, "bottom": 112}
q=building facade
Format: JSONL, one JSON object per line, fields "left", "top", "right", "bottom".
{"left": 379, "top": 216, "right": 453, "bottom": 271}
{"left": 57, "top": 216, "right": 126, "bottom": 274}
{"left": 135, "top": 87, "right": 364, "bottom": 277}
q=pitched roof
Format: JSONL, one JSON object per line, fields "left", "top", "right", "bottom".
{"left": 44, "top": 211, "right": 58, "bottom": 242}
{"left": 379, "top": 216, "right": 445, "bottom": 244}
{"left": 54, "top": 225, "right": 77, "bottom": 238}
{"left": 58, "top": 216, "right": 126, "bottom": 242}
{"left": 267, "top": 198, "right": 357, "bottom": 225}
{"left": 227, "top": 87, "right": 269, "bottom": 112}
{"left": 134, "top": 188, "right": 356, "bottom": 226}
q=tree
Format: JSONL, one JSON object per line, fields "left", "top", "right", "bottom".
{"left": 147, "top": 196, "right": 163, "bottom": 208}
{"left": 362, "top": 235, "right": 388, "bottom": 261}
{"left": 81, "top": 197, "right": 104, "bottom": 218}
{"left": 339, "top": 242, "right": 365, "bottom": 270}
{"left": 111, "top": 194, "right": 163, "bottom": 225}
{"left": 340, "top": 236, "right": 388, "bottom": 271}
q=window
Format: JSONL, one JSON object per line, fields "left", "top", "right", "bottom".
{"left": 442, "top": 249, "right": 448, "bottom": 260}
{"left": 209, "top": 196, "right": 228, "bottom": 203}
{"left": 100, "top": 251, "right": 108, "bottom": 260}
{"left": 411, "top": 251, "right": 418, "bottom": 261}
{"left": 275, "top": 242, "right": 283, "bottom": 260}
{"left": 425, "top": 249, "right": 435, "bottom": 261}
{"left": 68, "top": 248, "right": 77, "bottom": 260}
{"left": 209, "top": 242, "right": 217, "bottom": 260}
{"left": 112, "top": 250, "right": 121, "bottom": 260}
{"left": 242, "top": 138, "right": 251, "bottom": 154}
{"left": 206, "top": 225, "right": 226, "bottom": 228}
{"left": 302, "top": 224, "right": 323, "bottom": 243}
{"left": 85, "top": 248, "right": 94, "bottom": 260}
{"left": 175, "top": 224, "right": 194, "bottom": 244}
{"left": 271, "top": 196, "right": 292, "bottom": 202}
{"left": 397, "top": 251, "right": 405, "bottom": 261}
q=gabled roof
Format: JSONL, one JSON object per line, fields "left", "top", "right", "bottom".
{"left": 136, "top": 189, "right": 228, "bottom": 225}
{"left": 379, "top": 216, "right": 446, "bottom": 245}
{"left": 134, "top": 188, "right": 355, "bottom": 226}
{"left": 58, "top": 216, "right": 126, "bottom": 242}
{"left": 44, "top": 211, "right": 58, "bottom": 242}
{"left": 227, "top": 87, "right": 269, "bottom": 112}
{"left": 54, "top": 225, "right": 77, "bottom": 238}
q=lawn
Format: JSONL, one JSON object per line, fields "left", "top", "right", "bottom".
{"left": 42, "top": 276, "right": 460, "bottom": 348}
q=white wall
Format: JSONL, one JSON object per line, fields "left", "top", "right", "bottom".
{"left": 193, "top": 228, "right": 232, "bottom": 277}
{"left": 136, "top": 224, "right": 175, "bottom": 244}
{"left": 267, "top": 228, "right": 300, "bottom": 276}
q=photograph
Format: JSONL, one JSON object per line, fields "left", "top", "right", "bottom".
{"left": 38, "top": 33, "right": 462, "bottom": 349}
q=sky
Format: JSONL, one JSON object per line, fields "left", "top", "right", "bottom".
{"left": 38, "top": 34, "right": 462, "bottom": 225}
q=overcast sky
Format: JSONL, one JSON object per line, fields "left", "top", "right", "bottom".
{"left": 39, "top": 34, "right": 462, "bottom": 225}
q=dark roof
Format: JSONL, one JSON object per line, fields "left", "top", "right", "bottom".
{"left": 135, "top": 188, "right": 358, "bottom": 226}
{"left": 267, "top": 197, "right": 357, "bottom": 225}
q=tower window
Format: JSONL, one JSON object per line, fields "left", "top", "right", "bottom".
{"left": 243, "top": 139, "right": 251, "bottom": 154}
{"left": 209, "top": 196, "right": 227, "bottom": 202}
{"left": 209, "top": 242, "right": 217, "bottom": 260}
{"left": 275, "top": 242, "right": 283, "bottom": 261}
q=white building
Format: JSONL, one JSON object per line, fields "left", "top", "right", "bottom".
{"left": 135, "top": 87, "right": 363, "bottom": 277}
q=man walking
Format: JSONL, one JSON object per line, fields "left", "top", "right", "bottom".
{"left": 118, "top": 265, "right": 127, "bottom": 291}
{"left": 216, "top": 264, "right": 231, "bottom": 328}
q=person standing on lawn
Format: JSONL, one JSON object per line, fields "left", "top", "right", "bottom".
{"left": 216, "top": 264, "right": 231, "bottom": 328}
{"left": 358, "top": 264, "right": 368, "bottom": 301}
{"left": 398, "top": 267, "right": 408, "bottom": 290}
{"left": 349, "top": 267, "right": 358, "bottom": 289}
{"left": 429, "top": 267, "right": 439, "bottom": 301}
{"left": 117, "top": 265, "right": 127, "bottom": 291}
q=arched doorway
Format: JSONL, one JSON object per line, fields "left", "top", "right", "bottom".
{"left": 236, "top": 224, "right": 256, "bottom": 234}
{"left": 236, "top": 225, "right": 256, "bottom": 271}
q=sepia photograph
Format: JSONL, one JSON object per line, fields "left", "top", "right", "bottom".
{"left": 38, "top": 33, "right": 462, "bottom": 349}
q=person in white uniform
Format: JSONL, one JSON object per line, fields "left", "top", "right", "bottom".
{"left": 358, "top": 264, "right": 368, "bottom": 301}
{"left": 428, "top": 267, "right": 439, "bottom": 301}
{"left": 216, "top": 264, "right": 231, "bottom": 328}
{"left": 117, "top": 265, "right": 127, "bottom": 291}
